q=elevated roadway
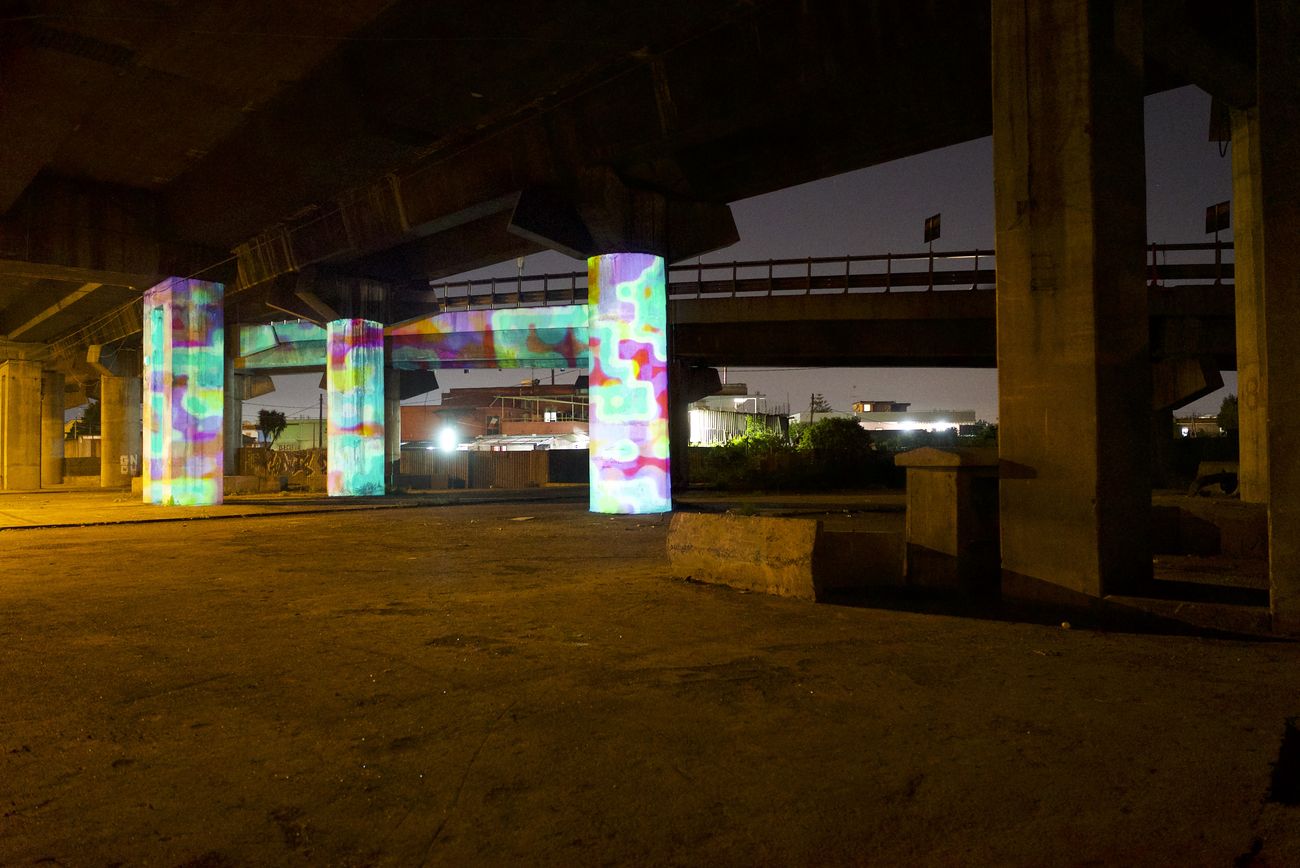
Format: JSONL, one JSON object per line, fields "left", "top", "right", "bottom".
{"left": 0, "top": 0, "right": 1256, "bottom": 381}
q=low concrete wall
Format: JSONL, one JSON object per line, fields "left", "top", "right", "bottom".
{"left": 666, "top": 512, "right": 903, "bottom": 601}
{"left": 1152, "top": 498, "right": 1267, "bottom": 559}
{"left": 63, "top": 456, "right": 100, "bottom": 476}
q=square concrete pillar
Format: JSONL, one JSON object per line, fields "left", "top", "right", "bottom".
{"left": 992, "top": 0, "right": 1150, "bottom": 600}
{"left": 587, "top": 253, "right": 671, "bottom": 514}
{"left": 895, "top": 447, "right": 1000, "bottom": 595}
{"left": 41, "top": 371, "right": 64, "bottom": 486}
{"left": 143, "top": 278, "right": 224, "bottom": 505}
{"left": 223, "top": 332, "right": 242, "bottom": 476}
{"left": 1230, "top": 2, "right": 1300, "bottom": 630}
{"left": 100, "top": 374, "right": 142, "bottom": 488}
{"left": 385, "top": 367, "right": 401, "bottom": 487}
{"left": 1, "top": 360, "right": 42, "bottom": 490}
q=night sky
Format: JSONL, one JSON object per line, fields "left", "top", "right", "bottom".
{"left": 252, "top": 85, "right": 1235, "bottom": 426}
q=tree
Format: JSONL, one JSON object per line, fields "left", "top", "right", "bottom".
{"left": 795, "top": 416, "right": 879, "bottom": 487}
{"left": 729, "top": 415, "right": 789, "bottom": 452}
{"left": 1218, "top": 394, "right": 1238, "bottom": 433}
{"left": 808, "top": 392, "right": 833, "bottom": 421}
{"left": 257, "top": 409, "right": 287, "bottom": 447}
{"left": 67, "top": 400, "right": 100, "bottom": 439}
{"left": 795, "top": 416, "right": 872, "bottom": 457}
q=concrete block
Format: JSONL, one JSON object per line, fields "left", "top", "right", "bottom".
{"left": 668, "top": 513, "right": 819, "bottom": 600}
{"left": 666, "top": 513, "right": 903, "bottom": 601}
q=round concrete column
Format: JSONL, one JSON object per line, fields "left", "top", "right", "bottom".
{"left": 40, "top": 371, "right": 64, "bottom": 486}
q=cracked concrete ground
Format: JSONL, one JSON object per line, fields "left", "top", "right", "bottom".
{"left": 1, "top": 500, "right": 1298, "bottom": 866}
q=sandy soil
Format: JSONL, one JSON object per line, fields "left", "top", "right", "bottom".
{"left": 1, "top": 501, "right": 1297, "bottom": 866}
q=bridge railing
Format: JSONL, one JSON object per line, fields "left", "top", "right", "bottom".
{"left": 431, "top": 242, "right": 1232, "bottom": 310}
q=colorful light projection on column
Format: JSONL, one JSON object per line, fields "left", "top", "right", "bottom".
{"left": 587, "top": 253, "right": 670, "bottom": 514}
{"left": 327, "top": 319, "right": 385, "bottom": 496}
{"left": 142, "top": 278, "right": 225, "bottom": 506}
{"left": 388, "top": 305, "right": 588, "bottom": 370}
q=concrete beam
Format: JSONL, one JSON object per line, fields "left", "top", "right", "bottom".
{"left": 0, "top": 260, "right": 157, "bottom": 292}
{"left": 1144, "top": 1, "right": 1256, "bottom": 108}
{"left": 1152, "top": 356, "right": 1224, "bottom": 412}
{"left": 0, "top": 175, "right": 223, "bottom": 288}
{"left": 87, "top": 346, "right": 140, "bottom": 379}
{"left": 5, "top": 282, "right": 102, "bottom": 339}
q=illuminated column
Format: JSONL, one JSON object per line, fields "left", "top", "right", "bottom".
{"left": 327, "top": 319, "right": 385, "bottom": 496}
{"left": 587, "top": 253, "right": 670, "bottom": 514}
{"left": 142, "top": 278, "right": 224, "bottom": 506}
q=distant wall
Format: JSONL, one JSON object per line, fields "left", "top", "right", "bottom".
{"left": 399, "top": 449, "right": 586, "bottom": 489}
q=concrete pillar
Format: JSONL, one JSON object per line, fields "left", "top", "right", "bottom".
{"left": 667, "top": 361, "right": 691, "bottom": 490}
{"left": 992, "top": 0, "right": 1150, "bottom": 600}
{"left": 587, "top": 253, "right": 671, "bottom": 514}
{"left": 100, "top": 374, "right": 142, "bottom": 488}
{"left": 895, "top": 447, "right": 1000, "bottom": 594}
{"left": 1232, "top": 108, "right": 1267, "bottom": 504}
{"left": 1231, "top": 2, "right": 1300, "bottom": 630}
{"left": 41, "top": 371, "right": 64, "bottom": 486}
{"left": 0, "top": 360, "right": 42, "bottom": 490}
{"left": 142, "top": 278, "right": 224, "bottom": 505}
{"left": 385, "top": 367, "right": 401, "bottom": 486}
{"left": 326, "top": 319, "right": 385, "bottom": 496}
{"left": 224, "top": 335, "right": 242, "bottom": 478}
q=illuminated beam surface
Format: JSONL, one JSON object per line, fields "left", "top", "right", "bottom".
{"left": 327, "top": 319, "right": 385, "bottom": 496}
{"left": 388, "top": 305, "right": 588, "bottom": 370}
{"left": 587, "top": 254, "right": 670, "bottom": 514}
{"left": 142, "top": 278, "right": 224, "bottom": 506}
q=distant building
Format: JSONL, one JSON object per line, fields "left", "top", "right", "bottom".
{"left": 402, "top": 378, "right": 589, "bottom": 451}
{"left": 855, "top": 408, "right": 977, "bottom": 432}
{"left": 689, "top": 386, "right": 788, "bottom": 445}
{"left": 789, "top": 399, "right": 978, "bottom": 432}
{"left": 1174, "top": 414, "right": 1224, "bottom": 437}
{"left": 853, "top": 400, "right": 911, "bottom": 413}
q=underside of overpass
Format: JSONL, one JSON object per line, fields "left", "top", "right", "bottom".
{"left": 0, "top": 0, "right": 1255, "bottom": 369}
{"left": 1, "top": 0, "right": 1297, "bottom": 630}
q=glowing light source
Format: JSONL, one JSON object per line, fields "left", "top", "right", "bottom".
{"left": 438, "top": 426, "right": 458, "bottom": 452}
{"left": 142, "top": 278, "right": 225, "bottom": 506}
{"left": 587, "top": 253, "right": 670, "bottom": 514}
{"left": 327, "top": 319, "right": 385, "bottom": 496}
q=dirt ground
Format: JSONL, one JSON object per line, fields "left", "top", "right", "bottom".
{"left": 1, "top": 500, "right": 1298, "bottom": 866}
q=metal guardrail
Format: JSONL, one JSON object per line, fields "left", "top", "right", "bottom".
{"left": 432, "top": 242, "right": 1234, "bottom": 310}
